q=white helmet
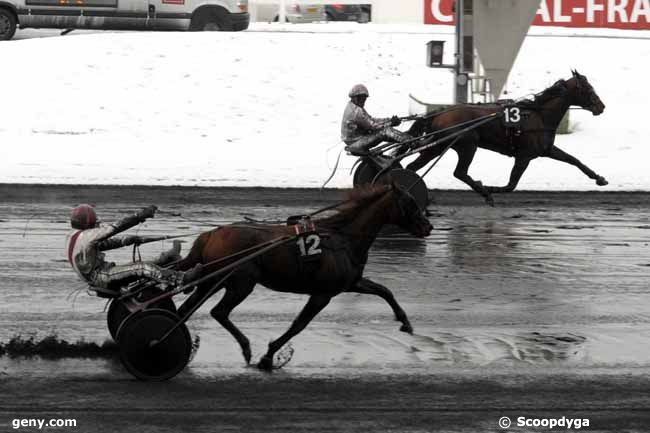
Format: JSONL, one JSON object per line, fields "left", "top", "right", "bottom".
{"left": 349, "top": 84, "right": 369, "bottom": 98}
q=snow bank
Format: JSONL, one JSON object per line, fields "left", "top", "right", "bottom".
{"left": 1, "top": 23, "right": 648, "bottom": 190}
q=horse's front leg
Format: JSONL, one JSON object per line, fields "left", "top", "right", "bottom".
{"left": 485, "top": 157, "right": 531, "bottom": 194}
{"left": 452, "top": 144, "right": 494, "bottom": 206}
{"left": 547, "top": 145, "right": 608, "bottom": 186}
{"left": 346, "top": 278, "right": 412, "bottom": 334}
{"left": 258, "top": 293, "right": 332, "bottom": 371}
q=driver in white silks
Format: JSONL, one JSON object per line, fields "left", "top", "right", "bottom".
{"left": 341, "top": 84, "right": 413, "bottom": 155}
{"left": 66, "top": 204, "right": 202, "bottom": 294}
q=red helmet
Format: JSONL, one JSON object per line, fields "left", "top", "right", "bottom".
{"left": 70, "top": 204, "right": 97, "bottom": 229}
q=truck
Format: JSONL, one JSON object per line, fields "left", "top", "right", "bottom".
{"left": 0, "top": 0, "right": 249, "bottom": 40}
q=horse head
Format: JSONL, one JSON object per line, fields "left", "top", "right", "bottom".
{"left": 568, "top": 70, "right": 605, "bottom": 116}
{"left": 388, "top": 182, "right": 433, "bottom": 238}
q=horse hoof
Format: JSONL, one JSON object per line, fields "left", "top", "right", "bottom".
{"left": 596, "top": 176, "right": 608, "bottom": 186}
{"left": 243, "top": 347, "right": 252, "bottom": 365}
{"left": 257, "top": 355, "right": 274, "bottom": 371}
{"left": 400, "top": 323, "right": 414, "bottom": 334}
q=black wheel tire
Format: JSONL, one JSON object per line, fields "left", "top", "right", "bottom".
{"left": 352, "top": 159, "right": 403, "bottom": 187}
{"left": 117, "top": 309, "right": 191, "bottom": 381}
{"left": 376, "top": 168, "right": 429, "bottom": 210}
{"left": 191, "top": 10, "right": 231, "bottom": 31}
{"left": 107, "top": 288, "right": 177, "bottom": 342}
{"left": 352, "top": 160, "right": 379, "bottom": 187}
{"left": 202, "top": 20, "right": 222, "bottom": 31}
{"left": 0, "top": 9, "right": 17, "bottom": 41}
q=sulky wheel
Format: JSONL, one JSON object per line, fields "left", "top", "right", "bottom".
{"left": 375, "top": 168, "right": 429, "bottom": 210}
{"left": 352, "top": 159, "right": 380, "bottom": 187}
{"left": 352, "top": 158, "right": 402, "bottom": 187}
{"left": 107, "top": 288, "right": 177, "bottom": 342}
{"left": 117, "top": 309, "right": 192, "bottom": 381}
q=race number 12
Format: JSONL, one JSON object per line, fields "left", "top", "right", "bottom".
{"left": 297, "top": 234, "right": 322, "bottom": 257}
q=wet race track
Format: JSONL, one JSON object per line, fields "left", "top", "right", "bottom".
{"left": 0, "top": 185, "right": 649, "bottom": 432}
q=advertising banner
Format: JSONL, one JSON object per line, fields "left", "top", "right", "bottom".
{"left": 424, "top": 0, "right": 650, "bottom": 30}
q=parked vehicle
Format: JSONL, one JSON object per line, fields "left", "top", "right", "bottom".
{"left": 325, "top": 4, "right": 368, "bottom": 23}
{"left": 360, "top": 4, "right": 371, "bottom": 21}
{"left": 0, "top": 0, "right": 250, "bottom": 41}
{"left": 254, "top": 2, "right": 325, "bottom": 23}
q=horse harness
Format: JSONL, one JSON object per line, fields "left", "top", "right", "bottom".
{"left": 287, "top": 215, "right": 324, "bottom": 274}
{"left": 496, "top": 83, "right": 569, "bottom": 155}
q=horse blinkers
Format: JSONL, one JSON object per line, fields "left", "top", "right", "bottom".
{"left": 572, "top": 71, "right": 604, "bottom": 115}
{"left": 393, "top": 186, "right": 432, "bottom": 237}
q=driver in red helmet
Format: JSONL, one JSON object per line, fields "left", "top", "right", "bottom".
{"left": 67, "top": 204, "right": 200, "bottom": 294}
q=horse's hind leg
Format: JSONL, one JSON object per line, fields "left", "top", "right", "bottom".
{"left": 547, "top": 145, "right": 608, "bottom": 186}
{"left": 406, "top": 147, "right": 444, "bottom": 172}
{"left": 211, "top": 275, "right": 256, "bottom": 364}
{"left": 346, "top": 278, "right": 413, "bottom": 334}
{"left": 258, "top": 293, "right": 331, "bottom": 371}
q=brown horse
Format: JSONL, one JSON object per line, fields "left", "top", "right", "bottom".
{"left": 407, "top": 70, "right": 607, "bottom": 205}
{"left": 175, "top": 183, "right": 432, "bottom": 370}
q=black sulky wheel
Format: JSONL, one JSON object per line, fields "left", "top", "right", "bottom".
{"left": 375, "top": 168, "right": 429, "bottom": 210}
{"left": 352, "top": 159, "right": 379, "bottom": 187}
{"left": 117, "top": 309, "right": 192, "bottom": 381}
{"left": 353, "top": 158, "right": 403, "bottom": 187}
{"left": 107, "top": 288, "right": 177, "bottom": 342}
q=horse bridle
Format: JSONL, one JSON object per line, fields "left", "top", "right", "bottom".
{"left": 573, "top": 75, "right": 599, "bottom": 113}
{"left": 394, "top": 186, "right": 420, "bottom": 219}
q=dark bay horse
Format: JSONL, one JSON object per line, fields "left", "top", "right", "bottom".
{"left": 407, "top": 70, "right": 607, "bottom": 205}
{"left": 176, "top": 183, "right": 432, "bottom": 370}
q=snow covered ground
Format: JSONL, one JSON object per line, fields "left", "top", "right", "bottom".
{"left": 1, "top": 23, "right": 649, "bottom": 190}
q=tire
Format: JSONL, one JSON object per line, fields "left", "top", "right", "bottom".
{"left": 0, "top": 9, "right": 17, "bottom": 41}
{"left": 107, "top": 288, "right": 177, "bottom": 342}
{"left": 376, "top": 168, "right": 429, "bottom": 210}
{"left": 203, "top": 22, "right": 221, "bottom": 31}
{"left": 117, "top": 309, "right": 191, "bottom": 381}
{"left": 190, "top": 8, "right": 231, "bottom": 31}
{"left": 352, "top": 159, "right": 403, "bottom": 187}
{"left": 352, "top": 159, "right": 379, "bottom": 187}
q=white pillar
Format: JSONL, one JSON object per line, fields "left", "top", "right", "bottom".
{"left": 278, "top": 0, "right": 286, "bottom": 22}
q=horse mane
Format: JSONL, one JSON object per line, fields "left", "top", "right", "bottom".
{"left": 317, "top": 184, "right": 391, "bottom": 230}
{"left": 532, "top": 79, "right": 568, "bottom": 105}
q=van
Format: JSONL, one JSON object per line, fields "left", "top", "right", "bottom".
{"left": 0, "top": 0, "right": 249, "bottom": 40}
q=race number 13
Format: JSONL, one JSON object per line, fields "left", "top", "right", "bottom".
{"left": 504, "top": 107, "right": 521, "bottom": 123}
{"left": 297, "top": 234, "right": 322, "bottom": 256}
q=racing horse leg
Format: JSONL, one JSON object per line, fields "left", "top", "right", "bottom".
{"left": 258, "top": 293, "right": 332, "bottom": 371}
{"left": 452, "top": 142, "right": 494, "bottom": 206}
{"left": 406, "top": 145, "right": 446, "bottom": 173}
{"left": 547, "top": 145, "right": 608, "bottom": 186}
{"left": 484, "top": 156, "right": 531, "bottom": 194}
{"left": 210, "top": 274, "right": 256, "bottom": 364}
{"left": 345, "top": 278, "right": 413, "bottom": 334}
